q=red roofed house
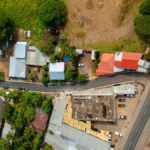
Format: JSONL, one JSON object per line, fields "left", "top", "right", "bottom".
{"left": 96, "top": 53, "right": 115, "bottom": 76}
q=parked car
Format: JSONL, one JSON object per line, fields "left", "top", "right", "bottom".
{"left": 108, "top": 131, "right": 112, "bottom": 140}
{"left": 18, "top": 87, "right": 23, "bottom": 90}
{"left": 10, "top": 35, "right": 13, "bottom": 41}
{"left": 0, "top": 50, "right": 2, "bottom": 56}
{"left": 24, "top": 88, "right": 29, "bottom": 91}
{"left": 2, "top": 51, "right": 5, "bottom": 58}
{"left": 83, "top": 50, "right": 92, "bottom": 53}
{"left": 3, "top": 86, "right": 9, "bottom": 89}
{"left": 118, "top": 99, "right": 125, "bottom": 102}
{"left": 118, "top": 104, "right": 125, "bottom": 107}
{"left": 6, "top": 40, "right": 9, "bottom": 48}
{"left": 115, "top": 132, "right": 122, "bottom": 136}
{"left": 37, "top": 66, "right": 40, "bottom": 72}
{"left": 78, "top": 63, "right": 85, "bottom": 67}
{"left": 124, "top": 94, "right": 133, "bottom": 98}
{"left": 118, "top": 116, "right": 126, "bottom": 119}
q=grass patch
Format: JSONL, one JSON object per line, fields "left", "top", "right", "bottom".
{"left": 94, "top": 34, "right": 146, "bottom": 53}
{"left": 0, "top": 0, "right": 46, "bottom": 41}
{"left": 0, "top": 89, "right": 10, "bottom": 92}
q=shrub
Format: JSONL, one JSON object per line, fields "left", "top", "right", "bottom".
{"left": 49, "top": 54, "right": 56, "bottom": 63}
{"left": 49, "top": 130, "right": 54, "bottom": 135}
{"left": 24, "top": 107, "right": 36, "bottom": 122}
{"left": 42, "top": 71, "right": 47, "bottom": 77}
{"left": 77, "top": 74, "right": 88, "bottom": 82}
{"left": 41, "top": 97, "right": 53, "bottom": 114}
{"left": 41, "top": 77, "right": 49, "bottom": 84}
{"left": 139, "top": 0, "right": 150, "bottom": 15}
{"left": 145, "top": 52, "right": 150, "bottom": 61}
{"left": 31, "top": 72, "right": 37, "bottom": 78}
{"left": 33, "top": 133, "right": 42, "bottom": 150}
{"left": 0, "top": 72, "right": 4, "bottom": 81}
{"left": 28, "top": 68, "right": 30, "bottom": 74}
{"left": 65, "top": 68, "right": 78, "bottom": 80}
{"left": 28, "top": 74, "right": 32, "bottom": 80}
{"left": 42, "top": 65, "right": 48, "bottom": 71}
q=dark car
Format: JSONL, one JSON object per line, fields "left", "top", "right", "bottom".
{"left": 37, "top": 66, "right": 40, "bottom": 72}
{"left": 2, "top": 51, "right": 5, "bottom": 58}
{"left": 118, "top": 99, "right": 125, "bottom": 102}
{"left": 118, "top": 104, "right": 125, "bottom": 107}
{"left": 18, "top": 87, "right": 23, "bottom": 90}
{"left": 83, "top": 50, "right": 92, "bottom": 53}
{"left": 24, "top": 88, "right": 29, "bottom": 91}
{"left": 118, "top": 116, "right": 126, "bottom": 119}
{"left": 124, "top": 94, "right": 133, "bottom": 98}
{"left": 3, "top": 86, "right": 9, "bottom": 89}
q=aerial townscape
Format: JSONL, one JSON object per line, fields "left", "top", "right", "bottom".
{"left": 0, "top": 0, "right": 150, "bottom": 150}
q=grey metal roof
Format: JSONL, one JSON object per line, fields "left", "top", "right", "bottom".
{"left": 26, "top": 51, "right": 48, "bottom": 66}
{"left": 15, "top": 44, "right": 27, "bottom": 58}
{"left": 137, "top": 66, "right": 148, "bottom": 73}
{"left": 49, "top": 72, "right": 64, "bottom": 80}
{"left": 2, "top": 122, "right": 15, "bottom": 143}
{"left": 50, "top": 95, "right": 67, "bottom": 126}
{"left": 28, "top": 46, "right": 39, "bottom": 52}
{"left": 9, "top": 57, "right": 27, "bottom": 78}
{"left": 0, "top": 100, "right": 6, "bottom": 126}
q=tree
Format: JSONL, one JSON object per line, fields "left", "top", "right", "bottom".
{"left": 24, "top": 107, "right": 36, "bottom": 122}
{"left": 77, "top": 74, "right": 88, "bottom": 82}
{"left": 38, "top": 0, "right": 66, "bottom": 25}
{"left": 65, "top": 68, "right": 78, "bottom": 80}
{"left": 6, "top": 131, "right": 14, "bottom": 142}
{"left": 0, "top": 139, "right": 10, "bottom": 150}
{"left": 0, "top": 72, "right": 4, "bottom": 81}
{"left": 0, "top": 10, "right": 13, "bottom": 42}
{"left": 2, "top": 103, "right": 14, "bottom": 123}
{"left": 42, "top": 65, "right": 48, "bottom": 71}
{"left": 41, "top": 77, "right": 49, "bottom": 84}
{"left": 41, "top": 96, "right": 53, "bottom": 114}
{"left": 23, "top": 127, "right": 35, "bottom": 141}
{"left": 42, "top": 71, "right": 47, "bottom": 77}
{"left": 33, "top": 133, "right": 42, "bottom": 150}
{"left": 31, "top": 72, "right": 37, "bottom": 78}
{"left": 43, "top": 143, "right": 54, "bottom": 150}
{"left": 145, "top": 52, "right": 150, "bottom": 61}
{"left": 32, "top": 93, "right": 46, "bottom": 105}
{"left": 134, "top": 15, "right": 150, "bottom": 37}
{"left": 7, "top": 91, "right": 15, "bottom": 99}
{"left": 139, "top": 0, "right": 150, "bottom": 15}
{"left": 49, "top": 54, "right": 56, "bottom": 63}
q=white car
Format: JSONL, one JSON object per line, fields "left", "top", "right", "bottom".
{"left": 78, "top": 63, "right": 85, "bottom": 67}
{"left": 108, "top": 132, "right": 112, "bottom": 140}
{"left": 115, "top": 132, "right": 122, "bottom": 136}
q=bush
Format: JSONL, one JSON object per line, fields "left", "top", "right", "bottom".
{"left": 41, "top": 77, "right": 49, "bottom": 84}
{"left": 42, "top": 65, "right": 48, "bottom": 71}
{"left": 49, "top": 54, "right": 56, "bottom": 63}
{"left": 65, "top": 68, "right": 78, "bottom": 80}
{"left": 77, "top": 74, "right": 88, "bottom": 82}
{"left": 28, "top": 74, "right": 33, "bottom": 80}
{"left": 28, "top": 68, "right": 30, "bottom": 74}
{"left": 0, "top": 72, "right": 4, "bottom": 81}
{"left": 33, "top": 133, "right": 42, "bottom": 150}
{"left": 32, "top": 93, "right": 46, "bottom": 105}
{"left": 42, "top": 71, "right": 47, "bottom": 77}
{"left": 139, "top": 0, "right": 150, "bottom": 15}
{"left": 31, "top": 72, "right": 37, "bottom": 78}
{"left": 145, "top": 52, "right": 150, "bottom": 61}
{"left": 7, "top": 91, "right": 15, "bottom": 99}
{"left": 49, "top": 130, "right": 54, "bottom": 135}
{"left": 24, "top": 107, "right": 36, "bottom": 122}
{"left": 41, "top": 97, "right": 53, "bottom": 114}
{"left": 38, "top": 0, "right": 66, "bottom": 25}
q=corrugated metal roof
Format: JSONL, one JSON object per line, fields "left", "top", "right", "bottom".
{"left": 114, "top": 66, "right": 124, "bottom": 73}
{"left": 15, "top": 44, "right": 27, "bottom": 58}
{"left": 136, "top": 66, "right": 148, "bottom": 73}
{"left": 76, "top": 49, "right": 83, "bottom": 54}
{"left": 50, "top": 95, "right": 67, "bottom": 126}
{"left": 49, "top": 72, "right": 65, "bottom": 80}
{"left": 138, "top": 59, "right": 150, "bottom": 69}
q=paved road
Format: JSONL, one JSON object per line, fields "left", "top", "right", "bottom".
{"left": 122, "top": 85, "right": 150, "bottom": 150}
{"left": 0, "top": 73, "right": 148, "bottom": 92}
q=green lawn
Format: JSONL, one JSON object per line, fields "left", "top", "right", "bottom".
{"left": 0, "top": 0, "right": 46, "bottom": 41}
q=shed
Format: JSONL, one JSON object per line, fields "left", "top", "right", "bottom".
{"left": 76, "top": 49, "right": 83, "bottom": 55}
{"left": 15, "top": 43, "right": 27, "bottom": 58}
{"left": 49, "top": 62, "right": 65, "bottom": 80}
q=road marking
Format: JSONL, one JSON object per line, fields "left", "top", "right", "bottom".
{"left": 144, "top": 109, "right": 147, "bottom": 116}
{"left": 129, "top": 141, "right": 132, "bottom": 148}
{"left": 136, "top": 125, "right": 140, "bottom": 132}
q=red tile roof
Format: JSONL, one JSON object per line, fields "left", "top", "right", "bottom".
{"left": 96, "top": 53, "right": 115, "bottom": 76}
{"left": 121, "top": 53, "right": 142, "bottom": 69}
{"left": 29, "top": 113, "right": 48, "bottom": 134}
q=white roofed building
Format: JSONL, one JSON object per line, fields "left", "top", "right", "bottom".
{"left": 91, "top": 50, "right": 95, "bottom": 60}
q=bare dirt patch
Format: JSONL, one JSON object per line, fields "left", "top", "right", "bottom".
{"left": 62, "top": 0, "right": 141, "bottom": 49}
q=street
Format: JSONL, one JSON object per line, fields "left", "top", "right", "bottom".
{"left": 122, "top": 85, "right": 150, "bottom": 150}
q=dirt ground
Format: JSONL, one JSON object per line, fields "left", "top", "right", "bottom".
{"left": 91, "top": 83, "right": 144, "bottom": 148}
{"left": 78, "top": 52, "right": 94, "bottom": 77}
{"left": 61, "top": 0, "right": 137, "bottom": 48}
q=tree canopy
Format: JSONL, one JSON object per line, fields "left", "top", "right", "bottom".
{"left": 0, "top": 10, "right": 13, "bottom": 42}
{"left": 139, "top": 0, "right": 150, "bottom": 15}
{"left": 65, "top": 68, "right": 78, "bottom": 80}
{"left": 38, "top": 0, "right": 66, "bottom": 25}
{"left": 24, "top": 107, "right": 36, "bottom": 122}
{"left": 41, "top": 96, "right": 53, "bottom": 113}
{"left": 0, "top": 139, "right": 10, "bottom": 150}
{"left": 77, "top": 74, "right": 88, "bottom": 82}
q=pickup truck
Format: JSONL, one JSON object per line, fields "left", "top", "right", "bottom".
{"left": 118, "top": 99, "right": 125, "bottom": 102}
{"left": 118, "top": 104, "right": 125, "bottom": 107}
